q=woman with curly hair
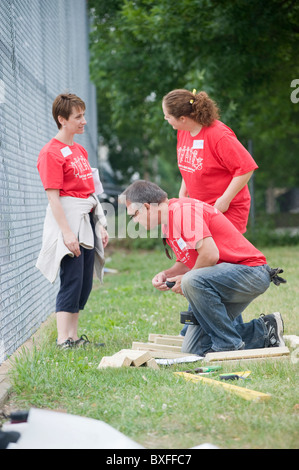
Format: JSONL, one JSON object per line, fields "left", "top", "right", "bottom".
{"left": 162, "top": 89, "right": 257, "bottom": 234}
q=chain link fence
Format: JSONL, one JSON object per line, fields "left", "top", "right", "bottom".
{"left": 0, "top": 0, "right": 98, "bottom": 363}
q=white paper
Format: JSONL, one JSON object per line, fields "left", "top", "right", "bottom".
{"left": 192, "top": 140, "right": 204, "bottom": 149}
{"left": 60, "top": 146, "right": 72, "bottom": 158}
{"left": 156, "top": 355, "right": 203, "bottom": 366}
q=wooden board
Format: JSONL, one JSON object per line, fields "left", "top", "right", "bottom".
{"left": 98, "top": 355, "right": 132, "bottom": 369}
{"left": 132, "top": 341, "right": 182, "bottom": 352}
{"left": 175, "top": 372, "right": 271, "bottom": 402}
{"left": 132, "top": 342, "right": 195, "bottom": 359}
{"left": 203, "top": 346, "right": 290, "bottom": 363}
{"left": 145, "top": 358, "right": 160, "bottom": 370}
{"left": 154, "top": 337, "right": 184, "bottom": 347}
{"left": 148, "top": 334, "right": 182, "bottom": 342}
{"left": 133, "top": 343, "right": 194, "bottom": 359}
{"left": 98, "top": 349, "right": 154, "bottom": 369}
{"left": 113, "top": 349, "right": 152, "bottom": 367}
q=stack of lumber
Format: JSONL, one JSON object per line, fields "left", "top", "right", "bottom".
{"left": 131, "top": 334, "right": 290, "bottom": 363}
{"left": 98, "top": 333, "right": 291, "bottom": 369}
{"left": 131, "top": 334, "right": 191, "bottom": 359}
{"left": 98, "top": 349, "right": 159, "bottom": 369}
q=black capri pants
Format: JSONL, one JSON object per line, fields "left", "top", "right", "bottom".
{"left": 56, "top": 215, "right": 95, "bottom": 313}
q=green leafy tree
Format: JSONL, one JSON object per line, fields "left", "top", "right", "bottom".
{"left": 89, "top": 0, "right": 299, "bottom": 198}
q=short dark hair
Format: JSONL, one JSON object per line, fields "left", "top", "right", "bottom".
{"left": 120, "top": 180, "right": 168, "bottom": 204}
{"left": 52, "top": 93, "right": 86, "bottom": 129}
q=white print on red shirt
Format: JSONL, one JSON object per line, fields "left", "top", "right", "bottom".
{"left": 70, "top": 155, "right": 92, "bottom": 180}
{"left": 177, "top": 145, "right": 203, "bottom": 172}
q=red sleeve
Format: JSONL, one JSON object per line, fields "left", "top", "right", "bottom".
{"left": 172, "top": 201, "right": 212, "bottom": 249}
{"left": 214, "top": 134, "right": 258, "bottom": 177}
{"left": 37, "top": 150, "right": 65, "bottom": 190}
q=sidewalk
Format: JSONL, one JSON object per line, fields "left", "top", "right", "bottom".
{"left": 0, "top": 365, "right": 11, "bottom": 408}
{"left": 0, "top": 313, "right": 55, "bottom": 409}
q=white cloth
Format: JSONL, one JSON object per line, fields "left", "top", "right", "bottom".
{"left": 91, "top": 167, "right": 104, "bottom": 195}
{"left": 36, "top": 194, "right": 107, "bottom": 284}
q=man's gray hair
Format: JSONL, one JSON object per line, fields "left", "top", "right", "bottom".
{"left": 120, "top": 180, "right": 168, "bottom": 204}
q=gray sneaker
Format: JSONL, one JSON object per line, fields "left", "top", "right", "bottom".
{"left": 260, "top": 312, "right": 285, "bottom": 347}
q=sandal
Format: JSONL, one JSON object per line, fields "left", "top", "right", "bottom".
{"left": 74, "top": 335, "right": 90, "bottom": 348}
{"left": 56, "top": 338, "right": 75, "bottom": 349}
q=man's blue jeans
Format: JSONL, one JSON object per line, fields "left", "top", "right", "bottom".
{"left": 181, "top": 263, "right": 271, "bottom": 356}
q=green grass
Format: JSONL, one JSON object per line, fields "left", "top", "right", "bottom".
{"left": 6, "top": 246, "right": 299, "bottom": 449}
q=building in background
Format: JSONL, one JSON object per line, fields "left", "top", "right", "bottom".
{"left": 0, "top": 0, "right": 98, "bottom": 363}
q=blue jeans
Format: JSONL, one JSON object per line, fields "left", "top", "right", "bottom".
{"left": 181, "top": 263, "right": 271, "bottom": 355}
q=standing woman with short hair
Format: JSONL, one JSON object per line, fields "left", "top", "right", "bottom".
{"left": 162, "top": 89, "right": 257, "bottom": 234}
{"left": 36, "top": 93, "right": 108, "bottom": 349}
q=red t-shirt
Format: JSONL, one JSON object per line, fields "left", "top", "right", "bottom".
{"left": 37, "top": 138, "right": 95, "bottom": 198}
{"left": 163, "top": 198, "right": 267, "bottom": 269}
{"left": 177, "top": 120, "right": 258, "bottom": 233}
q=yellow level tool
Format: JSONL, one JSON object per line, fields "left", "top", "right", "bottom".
{"left": 175, "top": 372, "right": 271, "bottom": 402}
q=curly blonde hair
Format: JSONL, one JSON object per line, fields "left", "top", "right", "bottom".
{"left": 163, "top": 89, "right": 219, "bottom": 127}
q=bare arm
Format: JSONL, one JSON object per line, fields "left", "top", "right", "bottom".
{"left": 193, "top": 236, "right": 219, "bottom": 269}
{"left": 178, "top": 178, "right": 189, "bottom": 198}
{"left": 152, "top": 261, "right": 189, "bottom": 291}
{"left": 214, "top": 171, "right": 254, "bottom": 213}
{"left": 46, "top": 189, "right": 81, "bottom": 257}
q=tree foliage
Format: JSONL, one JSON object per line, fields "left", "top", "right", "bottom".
{"left": 89, "top": 0, "right": 299, "bottom": 196}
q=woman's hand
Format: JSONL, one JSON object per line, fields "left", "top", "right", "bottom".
{"left": 99, "top": 225, "right": 109, "bottom": 248}
{"left": 214, "top": 195, "right": 230, "bottom": 213}
{"left": 214, "top": 171, "right": 254, "bottom": 214}
{"left": 62, "top": 230, "right": 81, "bottom": 257}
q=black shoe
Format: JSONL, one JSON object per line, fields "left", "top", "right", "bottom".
{"left": 74, "top": 335, "right": 105, "bottom": 348}
{"left": 57, "top": 337, "right": 75, "bottom": 349}
{"left": 74, "top": 335, "right": 90, "bottom": 348}
{"left": 260, "top": 312, "right": 285, "bottom": 347}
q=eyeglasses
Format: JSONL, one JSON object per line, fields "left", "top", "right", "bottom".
{"left": 163, "top": 238, "right": 173, "bottom": 260}
{"left": 128, "top": 202, "right": 148, "bottom": 221}
{"left": 129, "top": 209, "right": 140, "bottom": 221}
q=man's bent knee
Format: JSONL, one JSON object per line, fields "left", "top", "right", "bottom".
{"left": 181, "top": 270, "right": 206, "bottom": 296}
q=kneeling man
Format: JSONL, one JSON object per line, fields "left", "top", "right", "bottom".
{"left": 121, "top": 180, "right": 286, "bottom": 356}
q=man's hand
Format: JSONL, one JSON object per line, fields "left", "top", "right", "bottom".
{"left": 166, "top": 275, "right": 184, "bottom": 295}
{"left": 152, "top": 271, "right": 169, "bottom": 291}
